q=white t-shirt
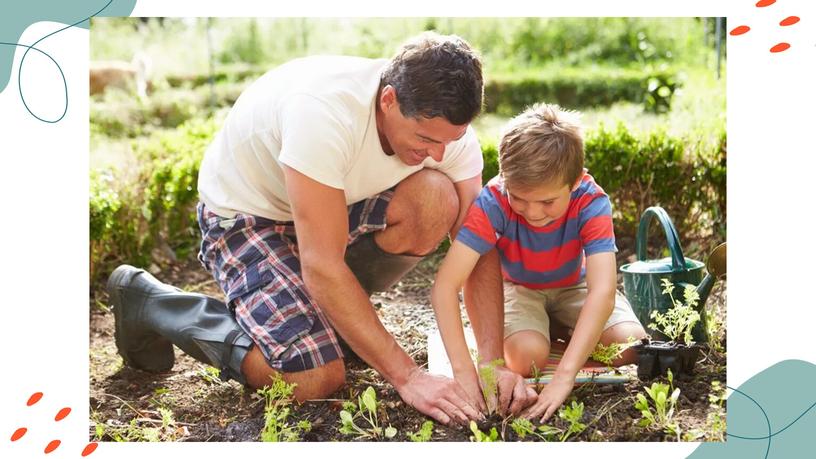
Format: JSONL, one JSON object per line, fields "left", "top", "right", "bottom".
{"left": 198, "top": 55, "right": 484, "bottom": 221}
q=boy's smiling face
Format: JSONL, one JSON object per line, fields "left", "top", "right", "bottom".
{"left": 506, "top": 178, "right": 578, "bottom": 227}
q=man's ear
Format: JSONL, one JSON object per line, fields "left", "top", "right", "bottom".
{"left": 379, "top": 85, "right": 397, "bottom": 111}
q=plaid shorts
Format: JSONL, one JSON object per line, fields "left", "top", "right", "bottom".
{"left": 196, "top": 191, "right": 393, "bottom": 373}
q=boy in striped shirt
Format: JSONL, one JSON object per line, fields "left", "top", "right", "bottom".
{"left": 431, "top": 103, "right": 647, "bottom": 421}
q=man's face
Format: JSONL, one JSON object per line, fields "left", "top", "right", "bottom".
{"left": 506, "top": 179, "right": 576, "bottom": 227}
{"left": 377, "top": 86, "right": 469, "bottom": 166}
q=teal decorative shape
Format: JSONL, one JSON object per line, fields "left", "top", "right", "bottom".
{"left": 689, "top": 359, "right": 816, "bottom": 458}
{"left": 0, "top": 0, "right": 137, "bottom": 121}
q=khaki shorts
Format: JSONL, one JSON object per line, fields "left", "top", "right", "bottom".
{"left": 504, "top": 281, "right": 641, "bottom": 342}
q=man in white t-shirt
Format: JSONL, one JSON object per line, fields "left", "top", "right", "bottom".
{"left": 108, "top": 33, "right": 532, "bottom": 426}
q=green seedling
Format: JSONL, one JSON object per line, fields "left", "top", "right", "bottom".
{"left": 590, "top": 337, "right": 639, "bottom": 368}
{"left": 509, "top": 417, "right": 560, "bottom": 441}
{"left": 529, "top": 362, "right": 544, "bottom": 387}
{"left": 94, "top": 406, "right": 184, "bottom": 442}
{"left": 703, "top": 380, "right": 726, "bottom": 441}
{"left": 557, "top": 401, "right": 587, "bottom": 441}
{"left": 258, "top": 375, "right": 311, "bottom": 442}
{"left": 634, "top": 369, "right": 681, "bottom": 439}
{"left": 478, "top": 358, "right": 505, "bottom": 415}
{"left": 407, "top": 420, "right": 435, "bottom": 442}
{"left": 469, "top": 421, "right": 499, "bottom": 442}
{"left": 199, "top": 366, "right": 224, "bottom": 385}
{"left": 339, "top": 386, "right": 397, "bottom": 440}
{"left": 649, "top": 279, "right": 702, "bottom": 346}
{"left": 705, "top": 293, "right": 726, "bottom": 352}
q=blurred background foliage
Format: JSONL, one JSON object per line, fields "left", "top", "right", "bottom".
{"left": 90, "top": 17, "right": 726, "bottom": 286}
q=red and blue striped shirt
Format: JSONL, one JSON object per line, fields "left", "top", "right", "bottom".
{"left": 457, "top": 172, "right": 617, "bottom": 289}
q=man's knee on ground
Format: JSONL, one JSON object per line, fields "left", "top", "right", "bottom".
{"left": 504, "top": 331, "right": 551, "bottom": 377}
{"left": 241, "top": 347, "right": 346, "bottom": 400}
{"left": 385, "top": 169, "right": 458, "bottom": 256}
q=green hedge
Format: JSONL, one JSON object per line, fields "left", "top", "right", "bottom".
{"left": 90, "top": 117, "right": 220, "bottom": 285}
{"left": 484, "top": 66, "right": 680, "bottom": 116}
{"left": 91, "top": 82, "right": 249, "bottom": 138}
{"left": 92, "top": 66, "right": 678, "bottom": 139}
{"left": 480, "top": 124, "right": 726, "bottom": 241}
{"left": 91, "top": 119, "right": 724, "bottom": 286}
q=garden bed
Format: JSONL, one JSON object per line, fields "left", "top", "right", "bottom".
{"left": 89, "top": 248, "right": 726, "bottom": 442}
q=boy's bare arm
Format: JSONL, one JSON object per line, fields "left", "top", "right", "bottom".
{"left": 555, "top": 251, "right": 617, "bottom": 377}
{"left": 431, "top": 240, "right": 485, "bottom": 410}
{"left": 524, "top": 251, "right": 617, "bottom": 421}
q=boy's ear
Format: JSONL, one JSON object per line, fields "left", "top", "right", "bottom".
{"left": 570, "top": 176, "right": 583, "bottom": 192}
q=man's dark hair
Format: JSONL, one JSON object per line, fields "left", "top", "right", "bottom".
{"left": 380, "top": 32, "right": 483, "bottom": 125}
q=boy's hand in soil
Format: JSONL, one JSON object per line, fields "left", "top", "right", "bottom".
{"left": 492, "top": 364, "right": 538, "bottom": 416}
{"left": 522, "top": 374, "right": 574, "bottom": 422}
{"left": 397, "top": 368, "right": 484, "bottom": 426}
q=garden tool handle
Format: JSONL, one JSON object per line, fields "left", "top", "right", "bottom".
{"left": 635, "top": 206, "right": 687, "bottom": 272}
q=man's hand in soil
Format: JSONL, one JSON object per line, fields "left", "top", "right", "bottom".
{"left": 455, "top": 369, "right": 488, "bottom": 414}
{"left": 490, "top": 364, "right": 537, "bottom": 417}
{"left": 522, "top": 374, "right": 574, "bottom": 422}
{"left": 397, "top": 368, "right": 484, "bottom": 426}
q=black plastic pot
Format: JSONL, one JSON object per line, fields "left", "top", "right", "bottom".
{"left": 633, "top": 338, "right": 701, "bottom": 380}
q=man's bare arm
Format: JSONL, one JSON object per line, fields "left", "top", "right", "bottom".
{"left": 451, "top": 175, "right": 481, "bottom": 239}
{"left": 283, "top": 165, "right": 479, "bottom": 424}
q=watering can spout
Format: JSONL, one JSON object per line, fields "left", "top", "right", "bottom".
{"left": 695, "top": 242, "right": 727, "bottom": 311}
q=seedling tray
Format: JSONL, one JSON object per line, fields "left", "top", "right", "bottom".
{"left": 634, "top": 339, "right": 701, "bottom": 380}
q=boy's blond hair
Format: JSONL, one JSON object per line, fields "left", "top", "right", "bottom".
{"left": 498, "top": 103, "right": 585, "bottom": 190}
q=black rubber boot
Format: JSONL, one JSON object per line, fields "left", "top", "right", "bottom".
{"left": 107, "top": 265, "right": 252, "bottom": 384}
{"left": 344, "top": 233, "right": 424, "bottom": 294}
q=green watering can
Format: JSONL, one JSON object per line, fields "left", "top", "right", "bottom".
{"left": 620, "top": 206, "right": 726, "bottom": 343}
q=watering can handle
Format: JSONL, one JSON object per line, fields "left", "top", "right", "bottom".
{"left": 635, "top": 206, "right": 687, "bottom": 272}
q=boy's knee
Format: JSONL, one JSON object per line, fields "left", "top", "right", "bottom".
{"left": 504, "top": 331, "right": 550, "bottom": 377}
{"left": 600, "top": 321, "right": 648, "bottom": 366}
{"left": 601, "top": 321, "right": 648, "bottom": 345}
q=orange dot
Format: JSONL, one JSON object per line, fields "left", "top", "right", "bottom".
{"left": 10, "top": 427, "right": 27, "bottom": 441}
{"left": 730, "top": 25, "right": 751, "bottom": 35}
{"left": 54, "top": 407, "right": 71, "bottom": 421}
{"left": 44, "top": 439, "right": 61, "bottom": 454}
{"left": 756, "top": 0, "right": 776, "bottom": 6}
{"left": 27, "top": 392, "right": 43, "bottom": 406}
{"left": 780, "top": 16, "right": 800, "bottom": 26}
{"left": 81, "top": 442, "right": 99, "bottom": 457}
{"left": 770, "top": 42, "right": 791, "bottom": 52}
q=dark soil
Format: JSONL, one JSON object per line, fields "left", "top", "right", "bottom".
{"left": 89, "top": 243, "right": 727, "bottom": 442}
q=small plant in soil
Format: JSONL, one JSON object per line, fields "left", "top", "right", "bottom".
{"left": 509, "top": 417, "right": 560, "bottom": 441}
{"left": 92, "top": 407, "right": 185, "bottom": 442}
{"left": 705, "top": 380, "right": 727, "bottom": 441}
{"left": 469, "top": 421, "right": 499, "bottom": 442}
{"left": 478, "top": 358, "right": 505, "bottom": 414}
{"left": 529, "top": 362, "right": 544, "bottom": 386}
{"left": 558, "top": 401, "right": 587, "bottom": 441}
{"left": 198, "top": 365, "right": 225, "bottom": 385}
{"left": 258, "top": 375, "right": 311, "bottom": 442}
{"left": 339, "top": 386, "right": 397, "bottom": 440}
{"left": 634, "top": 369, "right": 681, "bottom": 440}
{"left": 407, "top": 420, "right": 434, "bottom": 442}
